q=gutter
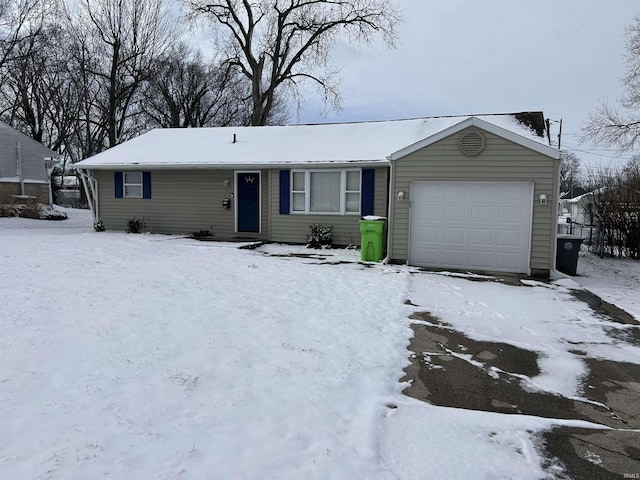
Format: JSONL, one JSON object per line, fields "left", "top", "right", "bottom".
{"left": 72, "top": 160, "right": 390, "bottom": 171}
{"left": 76, "top": 168, "right": 99, "bottom": 224}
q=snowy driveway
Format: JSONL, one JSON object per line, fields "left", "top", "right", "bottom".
{"left": 1, "top": 209, "right": 639, "bottom": 479}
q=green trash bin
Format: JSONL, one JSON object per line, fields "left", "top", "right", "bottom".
{"left": 360, "top": 217, "right": 386, "bottom": 262}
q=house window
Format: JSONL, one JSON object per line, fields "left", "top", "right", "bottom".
{"left": 115, "top": 171, "right": 151, "bottom": 199}
{"left": 292, "top": 171, "right": 306, "bottom": 212}
{"left": 123, "top": 172, "right": 143, "bottom": 198}
{"left": 291, "top": 169, "right": 361, "bottom": 214}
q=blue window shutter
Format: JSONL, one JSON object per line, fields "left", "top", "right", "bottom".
{"left": 279, "top": 170, "right": 290, "bottom": 214}
{"left": 114, "top": 171, "right": 123, "bottom": 198}
{"left": 143, "top": 172, "right": 152, "bottom": 199}
{"left": 361, "top": 168, "right": 375, "bottom": 215}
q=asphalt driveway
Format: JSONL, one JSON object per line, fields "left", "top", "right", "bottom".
{"left": 402, "top": 279, "right": 640, "bottom": 479}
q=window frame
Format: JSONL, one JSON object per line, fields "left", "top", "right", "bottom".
{"left": 290, "top": 168, "right": 362, "bottom": 215}
{"left": 123, "top": 171, "right": 143, "bottom": 198}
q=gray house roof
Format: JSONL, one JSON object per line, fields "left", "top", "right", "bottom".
{"left": 75, "top": 114, "right": 560, "bottom": 170}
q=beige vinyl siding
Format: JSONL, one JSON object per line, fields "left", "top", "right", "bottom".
{"left": 96, "top": 169, "right": 269, "bottom": 239}
{"left": 391, "top": 127, "right": 558, "bottom": 273}
{"left": 269, "top": 167, "right": 388, "bottom": 246}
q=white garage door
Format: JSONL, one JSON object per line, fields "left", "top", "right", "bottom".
{"left": 408, "top": 182, "right": 533, "bottom": 273}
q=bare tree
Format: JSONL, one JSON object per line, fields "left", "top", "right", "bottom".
{"left": 0, "top": 23, "right": 75, "bottom": 152}
{"left": 185, "top": 0, "right": 400, "bottom": 126}
{"left": 142, "top": 43, "right": 253, "bottom": 128}
{"left": 585, "top": 158, "right": 640, "bottom": 259}
{"left": 559, "top": 151, "right": 582, "bottom": 195}
{"left": 66, "top": 0, "right": 174, "bottom": 149}
{"left": 583, "top": 14, "right": 640, "bottom": 150}
{"left": 0, "top": 0, "right": 49, "bottom": 69}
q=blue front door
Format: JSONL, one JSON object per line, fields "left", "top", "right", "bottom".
{"left": 236, "top": 172, "right": 260, "bottom": 232}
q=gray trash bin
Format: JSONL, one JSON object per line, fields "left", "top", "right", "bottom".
{"left": 556, "top": 235, "right": 584, "bottom": 276}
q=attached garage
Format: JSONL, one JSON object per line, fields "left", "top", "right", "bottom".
{"left": 389, "top": 116, "right": 561, "bottom": 277}
{"left": 408, "top": 181, "right": 533, "bottom": 273}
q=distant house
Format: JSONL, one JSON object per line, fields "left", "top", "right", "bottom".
{"left": 559, "top": 189, "right": 593, "bottom": 226}
{"left": 74, "top": 112, "right": 561, "bottom": 276}
{"left": 0, "top": 121, "right": 57, "bottom": 204}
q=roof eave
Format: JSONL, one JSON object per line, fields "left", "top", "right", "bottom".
{"left": 74, "top": 159, "right": 390, "bottom": 171}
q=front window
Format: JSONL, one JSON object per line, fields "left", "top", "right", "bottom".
{"left": 291, "top": 169, "right": 361, "bottom": 214}
{"left": 123, "top": 172, "right": 142, "bottom": 198}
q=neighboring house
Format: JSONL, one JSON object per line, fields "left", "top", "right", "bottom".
{"left": 0, "top": 120, "right": 57, "bottom": 204}
{"left": 74, "top": 112, "right": 561, "bottom": 276}
{"left": 559, "top": 189, "right": 593, "bottom": 226}
{"left": 51, "top": 173, "right": 82, "bottom": 207}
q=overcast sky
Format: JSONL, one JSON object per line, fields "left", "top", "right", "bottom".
{"left": 294, "top": 1, "right": 640, "bottom": 169}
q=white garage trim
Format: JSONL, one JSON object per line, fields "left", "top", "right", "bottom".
{"left": 408, "top": 181, "right": 534, "bottom": 274}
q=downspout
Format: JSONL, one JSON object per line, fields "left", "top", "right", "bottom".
{"left": 16, "top": 142, "right": 24, "bottom": 196}
{"left": 77, "top": 168, "right": 99, "bottom": 223}
{"left": 383, "top": 155, "right": 394, "bottom": 264}
{"left": 44, "top": 157, "right": 56, "bottom": 205}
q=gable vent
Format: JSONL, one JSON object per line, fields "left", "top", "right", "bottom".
{"left": 459, "top": 131, "right": 485, "bottom": 156}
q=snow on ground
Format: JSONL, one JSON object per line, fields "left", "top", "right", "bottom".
{"left": 574, "top": 249, "right": 640, "bottom": 320}
{"left": 407, "top": 273, "right": 640, "bottom": 399}
{"left": 1, "top": 209, "right": 638, "bottom": 479}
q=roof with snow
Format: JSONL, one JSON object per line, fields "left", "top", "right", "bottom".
{"left": 74, "top": 113, "right": 560, "bottom": 170}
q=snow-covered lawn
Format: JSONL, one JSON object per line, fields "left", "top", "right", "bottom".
{"left": 575, "top": 249, "right": 640, "bottom": 320}
{"left": 1, "top": 209, "right": 639, "bottom": 479}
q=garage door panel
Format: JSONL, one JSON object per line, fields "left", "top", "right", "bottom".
{"left": 409, "top": 182, "right": 532, "bottom": 273}
{"left": 445, "top": 205, "right": 466, "bottom": 222}
{"left": 498, "top": 229, "right": 524, "bottom": 247}
{"left": 470, "top": 228, "right": 494, "bottom": 246}
{"left": 499, "top": 206, "right": 527, "bottom": 224}
{"left": 420, "top": 205, "right": 441, "bottom": 219}
{"left": 443, "top": 249, "right": 466, "bottom": 267}
{"left": 468, "top": 250, "right": 495, "bottom": 268}
{"left": 471, "top": 184, "right": 498, "bottom": 202}
{"left": 443, "top": 227, "right": 467, "bottom": 244}
{"left": 413, "top": 247, "right": 441, "bottom": 265}
{"left": 497, "top": 252, "right": 522, "bottom": 270}
{"left": 415, "top": 226, "right": 440, "bottom": 243}
{"left": 415, "top": 186, "right": 442, "bottom": 203}
{"left": 444, "top": 184, "right": 468, "bottom": 200}
{"left": 499, "top": 184, "right": 531, "bottom": 202}
{"left": 470, "top": 206, "right": 494, "bottom": 223}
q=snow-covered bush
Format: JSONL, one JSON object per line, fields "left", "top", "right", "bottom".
{"left": 307, "top": 224, "right": 332, "bottom": 249}
{"left": 37, "top": 204, "right": 68, "bottom": 221}
{"left": 0, "top": 204, "right": 18, "bottom": 217}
